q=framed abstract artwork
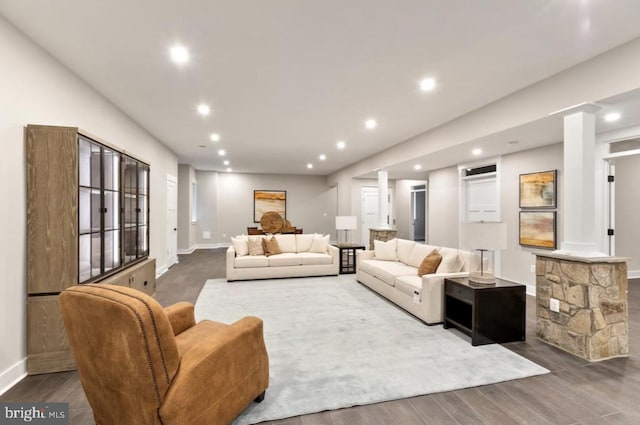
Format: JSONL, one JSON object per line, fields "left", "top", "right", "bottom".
{"left": 254, "top": 190, "right": 286, "bottom": 222}
{"left": 519, "top": 211, "right": 556, "bottom": 249}
{"left": 519, "top": 170, "right": 557, "bottom": 208}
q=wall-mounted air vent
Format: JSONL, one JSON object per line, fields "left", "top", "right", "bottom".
{"left": 463, "top": 164, "right": 496, "bottom": 177}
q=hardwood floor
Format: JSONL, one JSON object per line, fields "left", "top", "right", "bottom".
{"left": 3, "top": 249, "right": 639, "bottom": 425}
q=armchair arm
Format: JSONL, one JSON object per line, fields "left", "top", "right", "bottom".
{"left": 159, "top": 317, "right": 269, "bottom": 424}
{"left": 164, "top": 302, "right": 196, "bottom": 336}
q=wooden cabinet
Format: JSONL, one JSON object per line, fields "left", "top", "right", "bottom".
{"left": 26, "top": 124, "right": 155, "bottom": 374}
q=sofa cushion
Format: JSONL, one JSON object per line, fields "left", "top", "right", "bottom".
{"left": 262, "top": 236, "right": 282, "bottom": 257}
{"left": 359, "top": 259, "right": 416, "bottom": 286}
{"left": 374, "top": 238, "right": 397, "bottom": 261}
{"left": 310, "top": 234, "right": 330, "bottom": 253}
{"left": 395, "top": 275, "right": 422, "bottom": 297}
{"left": 437, "top": 247, "right": 464, "bottom": 273}
{"left": 298, "top": 252, "right": 333, "bottom": 265}
{"left": 231, "top": 235, "right": 249, "bottom": 256}
{"left": 407, "top": 243, "right": 440, "bottom": 268}
{"left": 234, "top": 255, "right": 268, "bottom": 268}
{"left": 248, "top": 236, "right": 265, "bottom": 256}
{"left": 396, "top": 239, "right": 416, "bottom": 264}
{"left": 418, "top": 250, "right": 442, "bottom": 276}
{"left": 275, "top": 234, "right": 296, "bottom": 253}
{"left": 296, "top": 234, "right": 314, "bottom": 252}
{"left": 268, "top": 253, "right": 302, "bottom": 267}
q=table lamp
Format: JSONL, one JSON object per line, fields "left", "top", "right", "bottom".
{"left": 335, "top": 216, "right": 358, "bottom": 246}
{"left": 459, "top": 221, "right": 507, "bottom": 284}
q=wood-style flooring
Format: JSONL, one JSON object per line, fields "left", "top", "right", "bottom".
{"left": 3, "top": 249, "right": 639, "bottom": 425}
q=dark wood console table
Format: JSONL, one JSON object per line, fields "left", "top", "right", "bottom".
{"left": 247, "top": 227, "right": 302, "bottom": 235}
{"left": 443, "top": 277, "right": 526, "bottom": 346}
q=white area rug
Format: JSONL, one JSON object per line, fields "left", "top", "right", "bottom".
{"left": 195, "top": 275, "right": 548, "bottom": 425}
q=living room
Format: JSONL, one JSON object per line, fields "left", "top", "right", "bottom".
{"left": 2, "top": 1, "right": 640, "bottom": 424}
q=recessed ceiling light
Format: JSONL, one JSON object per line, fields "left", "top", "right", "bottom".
{"left": 226, "top": 167, "right": 232, "bottom": 172}
{"left": 605, "top": 112, "right": 621, "bottom": 122}
{"left": 336, "top": 140, "right": 346, "bottom": 149}
{"left": 223, "top": 160, "right": 230, "bottom": 166}
{"left": 419, "top": 77, "right": 436, "bottom": 92}
{"left": 414, "top": 164, "right": 422, "bottom": 170}
{"left": 197, "top": 103, "right": 210, "bottom": 116}
{"left": 169, "top": 45, "right": 190, "bottom": 64}
{"left": 307, "top": 163, "right": 313, "bottom": 169}
{"left": 472, "top": 148, "right": 482, "bottom": 156}
{"left": 319, "top": 154, "right": 326, "bottom": 161}
{"left": 218, "top": 149, "right": 226, "bottom": 156}
{"left": 365, "top": 119, "right": 377, "bottom": 129}
{"left": 210, "top": 133, "right": 220, "bottom": 142}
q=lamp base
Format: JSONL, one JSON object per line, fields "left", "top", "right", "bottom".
{"left": 468, "top": 271, "right": 497, "bottom": 285}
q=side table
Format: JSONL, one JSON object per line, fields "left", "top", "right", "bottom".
{"left": 333, "top": 244, "right": 365, "bottom": 274}
{"left": 443, "top": 277, "right": 526, "bottom": 346}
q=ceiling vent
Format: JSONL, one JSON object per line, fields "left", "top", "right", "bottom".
{"left": 464, "top": 164, "right": 496, "bottom": 177}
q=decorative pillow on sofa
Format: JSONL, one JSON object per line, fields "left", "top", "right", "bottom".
{"left": 407, "top": 243, "right": 440, "bottom": 268}
{"left": 231, "top": 235, "right": 249, "bottom": 256}
{"left": 262, "top": 236, "right": 282, "bottom": 257}
{"left": 309, "top": 234, "right": 330, "bottom": 253}
{"left": 374, "top": 238, "right": 397, "bottom": 261}
{"left": 418, "top": 249, "right": 442, "bottom": 276}
{"left": 436, "top": 247, "right": 463, "bottom": 273}
{"left": 248, "top": 236, "right": 265, "bottom": 256}
{"left": 396, "top": 239, "right": 416, "bottom": 264}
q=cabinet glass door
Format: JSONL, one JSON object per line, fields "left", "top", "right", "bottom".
{"left": 122, "top": 156, "right": 150, "bottom": 266}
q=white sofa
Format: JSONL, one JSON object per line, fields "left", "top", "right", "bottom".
{"left": 226, "top": 233, "right": 339, "bottom": 281}
{"left": 356, "top": 238, "right": 479, "bottom": 324}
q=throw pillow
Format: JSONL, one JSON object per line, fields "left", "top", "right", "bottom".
{"left": 231, "top": 235, "right": 249, "bottom": 256}
{"left": 309, "top": 234, "right": 330, "bottom": 253}
{"left": 248, "top": 236, "right": 265, "bottom": 256}
{"left": 418, "top": 249, "right": 442, "bottom": 277}
{"left": 262, "top": 236, "right": 282, "bottom": 257}
{"left": 436, "top": 248, "right": 464, "bottom": 273}
{"left": 374, "top": 238, "right": 397, "bottom": 261}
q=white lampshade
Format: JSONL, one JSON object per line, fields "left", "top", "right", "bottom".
{"left": 459, "top": 221, "right": 507, "bottom": 251}
{"left": 335, "top": 216, "right": 358, "bottom": 230}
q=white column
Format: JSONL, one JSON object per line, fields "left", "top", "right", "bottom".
{"left": 378, "top": 170, "right": 389, "bottom": 228}
{"left": 554, "top": 103, "right": 605, "bottom": 256}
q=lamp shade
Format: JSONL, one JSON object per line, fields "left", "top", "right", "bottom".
{"left": 459, "top": 221, "right": 507, "bottom": 251}
{"left": 335, "top": 216, "right": 358, "bottom": 230}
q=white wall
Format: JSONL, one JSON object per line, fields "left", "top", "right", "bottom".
{"left": 0, "top": 16, "right": 177, "bottom": 392}
{"left": 613, "top": 155, "right": 640, "bottom": 274}
{"left": 500, "top": 144, "right": 564, "bottom": 292}
{"left": 427, "top": 167, "right": 459, "bottom": 247}
{"left": 195, "top": 172, "right": 337, "bottom": 245}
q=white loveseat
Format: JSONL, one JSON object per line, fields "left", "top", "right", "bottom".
{"left": 357, "top": 238, "right": 479, "bottom": 324}
{"left": 226, "top": 233, "right": 339, "bottom": 281}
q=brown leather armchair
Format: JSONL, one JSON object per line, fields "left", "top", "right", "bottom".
{"left": 59, "top": 283, "right": 269, "bottom": 425}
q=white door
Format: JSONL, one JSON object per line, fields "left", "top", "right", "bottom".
{"left": 166, "top": 175, "right": 178, "bottom": 267}
{"left": 361, "top": 186, "right": 394, "bottom": 247}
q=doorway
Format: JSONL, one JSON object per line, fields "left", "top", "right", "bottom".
{"left": 410, "top": 185, "right": 426, "bottom": 242}
{"left": 166, "top": 175, "right": 178, "bottom": 268}
{"left": 361, "top": 186, "right": 393, "bottom": 247}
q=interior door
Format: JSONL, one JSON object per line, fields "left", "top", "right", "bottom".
{"left": 411, "top": 188, "right": 426, "bottom": 242}
{"left": 166, "top": 175, "right": 178, "bottom": 267}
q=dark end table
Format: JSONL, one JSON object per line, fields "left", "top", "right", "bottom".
{"left": 443, "top": 277, "right": 526, "bottom": 346}
{"left": 332, "top": 244, "right": 365, "bottom": 274}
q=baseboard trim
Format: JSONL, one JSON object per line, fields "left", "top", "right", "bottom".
{"left": 195, "top": 243, "right": 231, "bottom": 249}
{"left": 177, "top": 246, "right": 197, "bottom": 255}
{"left": 628, "top": 270, "right": 640, "bottom": 279}
{"left": 0, "top": 358, "right": 27, "bottom": 396}
{"left": 156, "top": 263, "right": 169, "bottom": 278}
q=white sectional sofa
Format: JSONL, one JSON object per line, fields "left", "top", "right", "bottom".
{"left": 226, "top": 233, "right": 339, "bottom": 281}
{"left": 357, "top": 238, "right": 479, "bottom": 324}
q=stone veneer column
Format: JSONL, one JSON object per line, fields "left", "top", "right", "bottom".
{"left": 536, "top": 253, "right": 628, "bottom": 361}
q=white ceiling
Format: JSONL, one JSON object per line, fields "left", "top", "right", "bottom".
{"left": 2, "top": 0, "right": 640, "bottom": 176}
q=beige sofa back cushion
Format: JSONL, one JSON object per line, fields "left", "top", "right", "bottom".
{"left": 275, "top": 234, "right": 297, "bottom": 253}
{"left": 231, "top": 235, "right": 249, "bottom": 256}
{"left": 407, "top": 243, "right": 440, "bottom": 268}
{"left": 374, "top": 239, "right": 398, "bottom": 261}
{"left": 295, "top": 234, "right": 314, "bottom": 252}
{"left": 396, "top": 239, "right": 416, "bottom": 264}
{"left": 310, "top": 234, "right": 330, "bottom": 253}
